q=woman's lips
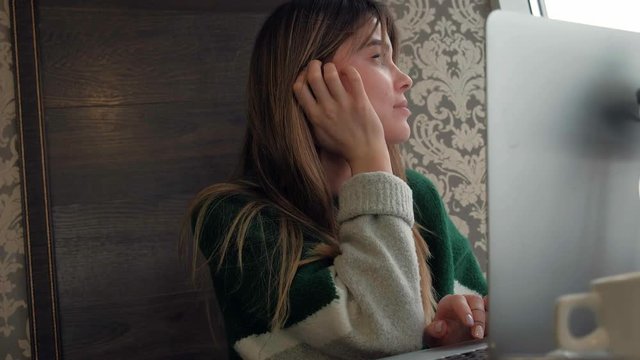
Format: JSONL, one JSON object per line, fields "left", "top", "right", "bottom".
{"left": 394, "top": 106, "right": 411, "bottom": 116}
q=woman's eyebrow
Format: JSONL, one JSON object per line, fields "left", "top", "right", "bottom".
{"left": 359, "top": 38, "right": 390, "bottom": 51}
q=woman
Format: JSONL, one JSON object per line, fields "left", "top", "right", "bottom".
{"left": 184, "top": 1, "right": 488, "bottom": 359}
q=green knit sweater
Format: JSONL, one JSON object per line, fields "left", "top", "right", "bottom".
{"left": 198, "top": 169, "right": 487, "bottom": 359}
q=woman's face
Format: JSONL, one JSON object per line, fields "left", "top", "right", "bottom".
{"left": 331, "top": 21, "right": 413, "bottom": 145}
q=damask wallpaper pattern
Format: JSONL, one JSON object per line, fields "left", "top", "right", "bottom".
{"left": 0, "top": 0, "right": 31, "bottom": 359}
{"left": 0, "top": 0, "right": 491, "bottom": 357}
{"left": 388, "top": 0, "right": 492, "bottom": 269}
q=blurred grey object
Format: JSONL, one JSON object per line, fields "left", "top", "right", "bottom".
{"left": 487, "top": 10, "right": 640, "bottom": 358}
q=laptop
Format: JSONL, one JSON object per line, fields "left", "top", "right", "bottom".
{"left": 486, "top": 10, "right": 640, "bottom": 358}
{"left": 383, "top": 10, "right": 640, "bottom": 360}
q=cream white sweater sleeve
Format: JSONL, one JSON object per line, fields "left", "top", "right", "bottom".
{"left": 233, "top": 172, "right": 425, "bottom": 360}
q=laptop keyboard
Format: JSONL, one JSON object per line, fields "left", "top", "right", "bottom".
{"left": 441, "top": 348, "right": 488, "bottom": 360}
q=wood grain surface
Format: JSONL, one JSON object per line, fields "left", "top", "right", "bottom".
{"left": 35, "top": 2, "right": 275, "bottom": 358}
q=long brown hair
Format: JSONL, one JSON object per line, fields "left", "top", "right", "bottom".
{"left": 182, "top": 0, "right": 436, "bottom": 330}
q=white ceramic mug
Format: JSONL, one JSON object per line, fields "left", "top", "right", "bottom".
{"left": 555, "top": 271, "right": 640, "bottom": 358}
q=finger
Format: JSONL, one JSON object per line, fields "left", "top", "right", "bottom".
{"left": 484, "top": 317, "right": 489, "bottom": 337}
{"left": 293, "top": 69, "right": 319, "bottom": 119}
{"left": 445, "top": 295, "right": 474, "bottom": 328}
{"left": 306, "top": 60, "right": 333, "bottom": 104}
{"left": 466, "top": 294, "right": 485, "bottom": 318}
{"left": 322, "top": 63, "right": 347, "bottom": 99}
{"left": 344, "top": 66, "right": 367, "bottom": 100}
{"left": 465, "top": 295, "right": 486, "bottom": 339}
{"left": 484, "top": 296, "right": 490, "bottom": 336}
{"left": 424, "top": 319, "right": 447, "bottom": 340}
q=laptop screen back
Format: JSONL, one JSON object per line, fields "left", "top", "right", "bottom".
{"left": 486, "top": 11, "right": 640, "bottom": 356}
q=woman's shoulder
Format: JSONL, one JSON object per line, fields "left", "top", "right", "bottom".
{"left": 200, "top": 192, "right": 258, "bottom": 219}
{"left": 404, "top": 168, "right": 453, "bottom": 234}
{"left": 404, "top": 168, "right": 443, "bottom": 210}
{"left": 193, "top": 186, "right": 280, "bottom": 252}
{"left": 195, "top": 179, "right": 275, "bottom": 225}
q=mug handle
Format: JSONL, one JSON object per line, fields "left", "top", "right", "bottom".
{"left": 555, "top": 293, "right": 609, "bottom": 352}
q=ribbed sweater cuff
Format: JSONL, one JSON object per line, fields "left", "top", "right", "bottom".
{"left": 337, "top": 171, "right": 414, "bottom": 225}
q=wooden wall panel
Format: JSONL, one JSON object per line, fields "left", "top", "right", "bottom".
{"left": 38, "top": 9, "right": 261, "bottom": 107}
{"left": 31, "top": 2, "right": 281, "bottom": 358}
{"left": 44, "top": 104, "right": 246, "bottom": 204}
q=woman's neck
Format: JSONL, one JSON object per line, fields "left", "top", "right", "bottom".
{"left": 319, "top": 150, "right": 352, "bottom": 196}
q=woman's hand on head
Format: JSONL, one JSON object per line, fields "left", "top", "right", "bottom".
{"left": 293, "top": 60, "right": 391, "bottom": 174}
{"left": 423, "top": 294, "right": 489, "bottom": 348}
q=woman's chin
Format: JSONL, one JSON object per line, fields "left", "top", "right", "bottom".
{"left": 385, "top": 125, "right": 411, "bottom": 145}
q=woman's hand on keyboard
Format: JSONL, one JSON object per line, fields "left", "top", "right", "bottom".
{"left": 423, "top": 294, "right": 488, "bottom": 347}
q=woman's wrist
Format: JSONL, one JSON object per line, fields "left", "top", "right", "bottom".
{"left": 348, "top": 148, "right": 392, "bottom": 174}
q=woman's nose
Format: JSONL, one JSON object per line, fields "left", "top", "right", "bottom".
{"left": 395, "top": 65, "right": 413, "bottom": 91}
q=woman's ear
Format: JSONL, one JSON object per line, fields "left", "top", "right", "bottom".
{"left": 338, "top": 70, "right": 353, "bottom": 94}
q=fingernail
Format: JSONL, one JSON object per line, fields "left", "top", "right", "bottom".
{"left": 435, "top": 321, "right": 444, "bottom": 334}
{"left": 474, "top": 325, "right": 484, "bottom": 339}
{"left": 466, "top": 314, "right": 474, "bottom": 326}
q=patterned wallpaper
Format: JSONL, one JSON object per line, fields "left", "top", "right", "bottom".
{"left": 389, "top": 0, "right": 492, "bottom": 270}
{"left": 0, "top": 0, "right": 31, "bottom": 358}
{"left": 0, "top": 0, "right": 491, "bottom": 357}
